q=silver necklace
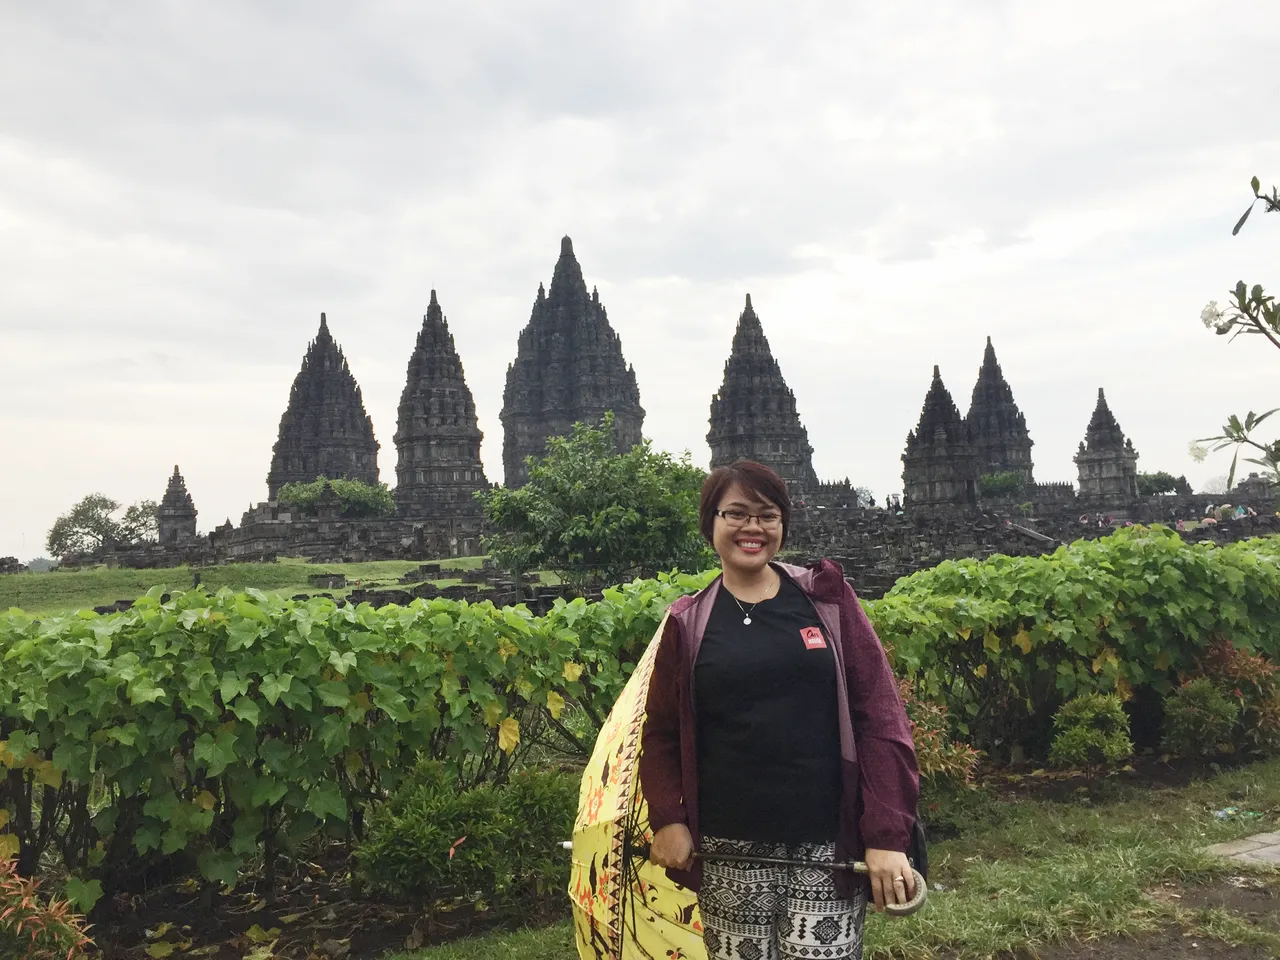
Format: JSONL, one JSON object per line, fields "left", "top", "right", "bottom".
{"left": 731, "top": 594, "right": 761, "bottom": 625}
{"left": 729, "top": 579, "right": 778, "bottom": 625}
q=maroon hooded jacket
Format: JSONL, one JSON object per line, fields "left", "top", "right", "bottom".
{"left": 639, "top": 559, "right": 919, "bottom": 897}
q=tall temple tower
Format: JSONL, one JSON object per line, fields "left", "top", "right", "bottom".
{"left": 964, "top": 337, "right": 1034, "bottom": 483}
{"left": 901, "top": 366, "right": 979, "bottom": 513}
{"left": 706, "top": 295, "right": 818, "bottom": 495}
{"left": 157, "top": 465, "right": 198, "bottom": 543}
{"left": 266, "top": 313, "right": 380, "bottom": 499}
{"left": 500, "top": 237, "right": 644, "bottom": 486}
{"left": 393, "top": 291, "right": 489, "bottom": 517}
{"left": 1074, "top": 388, "right": 1139, "bottom": 507}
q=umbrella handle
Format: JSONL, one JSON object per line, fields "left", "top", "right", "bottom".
{"left": 565, "top": 841, "right": 928, "bottom": 917}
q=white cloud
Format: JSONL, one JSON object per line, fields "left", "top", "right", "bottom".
{"left": 1, "top": 0, "right": 1279, "bottom": 559}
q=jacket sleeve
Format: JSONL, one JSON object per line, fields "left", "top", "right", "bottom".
{"left": 639, "top": 614, "right": 687, "bottom": 833}
{"left": 841, "top": 581, "right": 920, "bottom": 852}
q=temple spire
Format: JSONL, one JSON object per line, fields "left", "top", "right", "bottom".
{"left": 393, "top": 291, "right": 488, "bottom": 517}
{"left": 707, "top": 296, "right": 817, "bottom": 494}
{"left": 1075, "top": 387, "right": 1139, "bottom": 507}
{"left": 157, "top": 464, "right": 198, "bottom": 544}
{"left": 500, "top": 237, "right": 644, "bottom": 486}
{"left": 266, "top": 313, "right": 380, "bottom": 499}
{"left": 902, "top": 366, "right": 978, "bottom": 514}
{"left": 965, "top": 337, "right": 1033, "bottom": 483}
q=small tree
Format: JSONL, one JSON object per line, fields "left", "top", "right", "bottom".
{"left": 276, "top": 477, "right": 396, "bottom": 517}
{"left": 1137, "top": 471, "right": 1191, "bottom": 496}
{"left": 977, "top": 470, "right": 1026, "bottom": 499}
{"left": 476, "top": 414, "right": 713, "bottom": 589}
{"left": 45, "top": 495, "right": 158, "bottom": 556}
{"left": 1196, "top": 176, "right": 1279, "bottom": 488}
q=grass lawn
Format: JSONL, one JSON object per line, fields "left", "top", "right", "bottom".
{"left": 391, "top": 759, "right": 1280, "bottom": 960}
{"left": 0, "top": 555, "right": 488, "bottom": 616}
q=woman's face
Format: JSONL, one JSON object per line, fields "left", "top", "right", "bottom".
{"left": 711, "top": 482, "right": 784, "bottom": 576}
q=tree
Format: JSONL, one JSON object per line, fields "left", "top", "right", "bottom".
{"left": 1197, "top": 176, "right": 1279, "bottom": 488}
{"left": 1198, "top": 474, "right": 1230, "bottom": 496}
{"left": 45, "top": 494, "right": 158, "bottom": 556}
{"left": 1137, "top": 471, "right": 1192, "bottom": 496}
{"left": 276, "top": 477, "right": 396, "bottom": 517}
{"left": 977, "top": 470, "right": 1027, "bottom": 499}
{"left": 476, "top": 413, "right": 713, "bottom": 589}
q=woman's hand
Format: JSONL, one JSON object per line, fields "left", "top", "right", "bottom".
{"left": 650, "top": 823, "right": 694, "bottom": 870}
{"left": 864, "top": 847, "right": 915, "bottom": 912}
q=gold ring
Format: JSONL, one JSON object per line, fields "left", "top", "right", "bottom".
{"left": 893, "top": 876, "right": 905, "bottom": 884}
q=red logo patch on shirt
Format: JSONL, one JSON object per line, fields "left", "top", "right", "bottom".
{"left": 800, "top": 626, "right": 826, "bottom": 650}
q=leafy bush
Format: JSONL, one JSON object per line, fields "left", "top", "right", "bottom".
{"left": 1162, "top": 678, "right": 1240, "bottom": 759}
{"left": 1048, "top": 694, "right": 1133, "bottom": 770}
{"left": 977, "top": 471, "right": 1027, "bottom": 499}
{"left": 0, "top": 857, "right": 93, "bottom": 959}
{"left": 276, "top": 477, "right": 395, "bottom": 517}
{"left": 0, "top": 571, "right": 713, "bottom": 897}
{"left": 1195, "top": 638, "right": 1280, "bottom": 755}
{"left": 355, "top": 764, "right": 576, "bottom": 908}
{"left": 873, "top": 527, "right": 1280, "bottom": 759}
{"left": 899, "top": 678, "right": 978, "bottom": 791}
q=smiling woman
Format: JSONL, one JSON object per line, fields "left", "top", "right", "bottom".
{"left": 639, "top": 459, "right": 921, "bottom": 960}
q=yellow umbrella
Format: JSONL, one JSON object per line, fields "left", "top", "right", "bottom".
{"left": 568, "top": 611, "right": 706, "bottom": 960}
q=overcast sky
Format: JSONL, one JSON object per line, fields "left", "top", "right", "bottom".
{"left": 2, "top": 1, "right": 1278, "bottom": 561}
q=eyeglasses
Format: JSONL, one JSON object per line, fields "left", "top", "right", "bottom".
{"left": 716, "top": 508, "right": 783, "bottom": 527}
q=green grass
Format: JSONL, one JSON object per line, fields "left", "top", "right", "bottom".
{"left": 396, "top": 760, "right": 1280, "bottom": 960}
{"left": 0, "top": 556, "right": 488, "bottom": 615}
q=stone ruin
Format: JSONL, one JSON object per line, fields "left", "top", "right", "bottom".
{"left": 500, "top": 236, "right": 644, "bottom": 488}
{"left": 62, "top": 235, "right": 1278, "bottom": 587}
{"left": 266, "top": 313, "right": 380, "bottom": 500}
{"left": 707, "top": 295, "right": 818, "bottom": 497}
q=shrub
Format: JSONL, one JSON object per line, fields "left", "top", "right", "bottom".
{"left": 977, "top": 471, "right": 1026, "bottom": 499}
{"left": 355, "top": 764, "right": 577, "bottom": 909}
{"left": 1162, "top": 678, "right": 1241, "bottom": 758}
{"left": 276, "top": 477, "right": 395, "bottom": 517}
{"left": 1197, "top": 637, "right": 1280, "bottom": 755}
{"left": 899, "top": 678, "right": 978, "bottom": 791}
{"left": 873, "top": 527, "right": 1280, "bottom": 759}
{"left": 0, "top": 858, "right": 93, "bottom": 959}
{"left": 1048, "top": 694, "right": 1133, "bottom": 770}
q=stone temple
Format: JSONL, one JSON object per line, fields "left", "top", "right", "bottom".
{"left": 500, "top": 237, "right": 644, "bottom": 487}
{"left": 965, "top": 338, "right": 1033, "bottom": 484}
{"left": 1074, "top": 388, "right": 1139, "bottom": 507}
{"left": 707, "top": 294, "right": 818, "bottom": 496}
{"left": 266, "top": 314, "right": 380, "bottom": 499}
{"left": 157, "top": 465, "right": 197, "bottom": 544}
{"left": 393, "top": 291, "right": 489, "bottom": 518}
{"left": 901, "top": 366, "right": 979, "bottom": 514}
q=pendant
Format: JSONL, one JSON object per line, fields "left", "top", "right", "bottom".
{"left": 742, "top": 616, "right": 752, "bottom": 625}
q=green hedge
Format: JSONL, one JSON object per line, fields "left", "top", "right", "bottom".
{"left": 872, "top": 527, "right": 1280, "bottom": 755}
{"left": 4, "top": 526, "right": 1279, "bottom": 911}
{"left": 0, "top": 571, "right": 713, "bottom": 910}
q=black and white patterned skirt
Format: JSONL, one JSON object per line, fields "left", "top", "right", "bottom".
{"left": 697, "top": 835, "right": 868, "bottom": 960}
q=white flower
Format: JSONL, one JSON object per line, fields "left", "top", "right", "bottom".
{"left": 1188, "top": 441, "right": 1209, "bottom": 463}
{"left": 1200, "top": 301, "right": 1232, "bottom": 332}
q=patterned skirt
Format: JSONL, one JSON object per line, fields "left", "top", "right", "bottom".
{"left": 696, "top": 836, "right": 868, "bottom": 960}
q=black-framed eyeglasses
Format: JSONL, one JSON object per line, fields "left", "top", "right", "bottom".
{"left": 715, "top": 508, "right": 783, "bottom": 527}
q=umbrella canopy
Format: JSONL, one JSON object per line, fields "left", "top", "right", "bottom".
{"left": 569, "top": 611, "right": 705, "bottom": 960}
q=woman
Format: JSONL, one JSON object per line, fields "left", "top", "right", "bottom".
{"left": 640, "top": 460, "right": 919, "bottom": 960}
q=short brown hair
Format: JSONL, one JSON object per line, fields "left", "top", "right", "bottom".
{"left": 699, "top": 460, "right": 792, "bottom": 546}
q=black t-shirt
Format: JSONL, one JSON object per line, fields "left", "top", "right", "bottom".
{"left": 694, "top": 575, "right": 842, "bottom": 843}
